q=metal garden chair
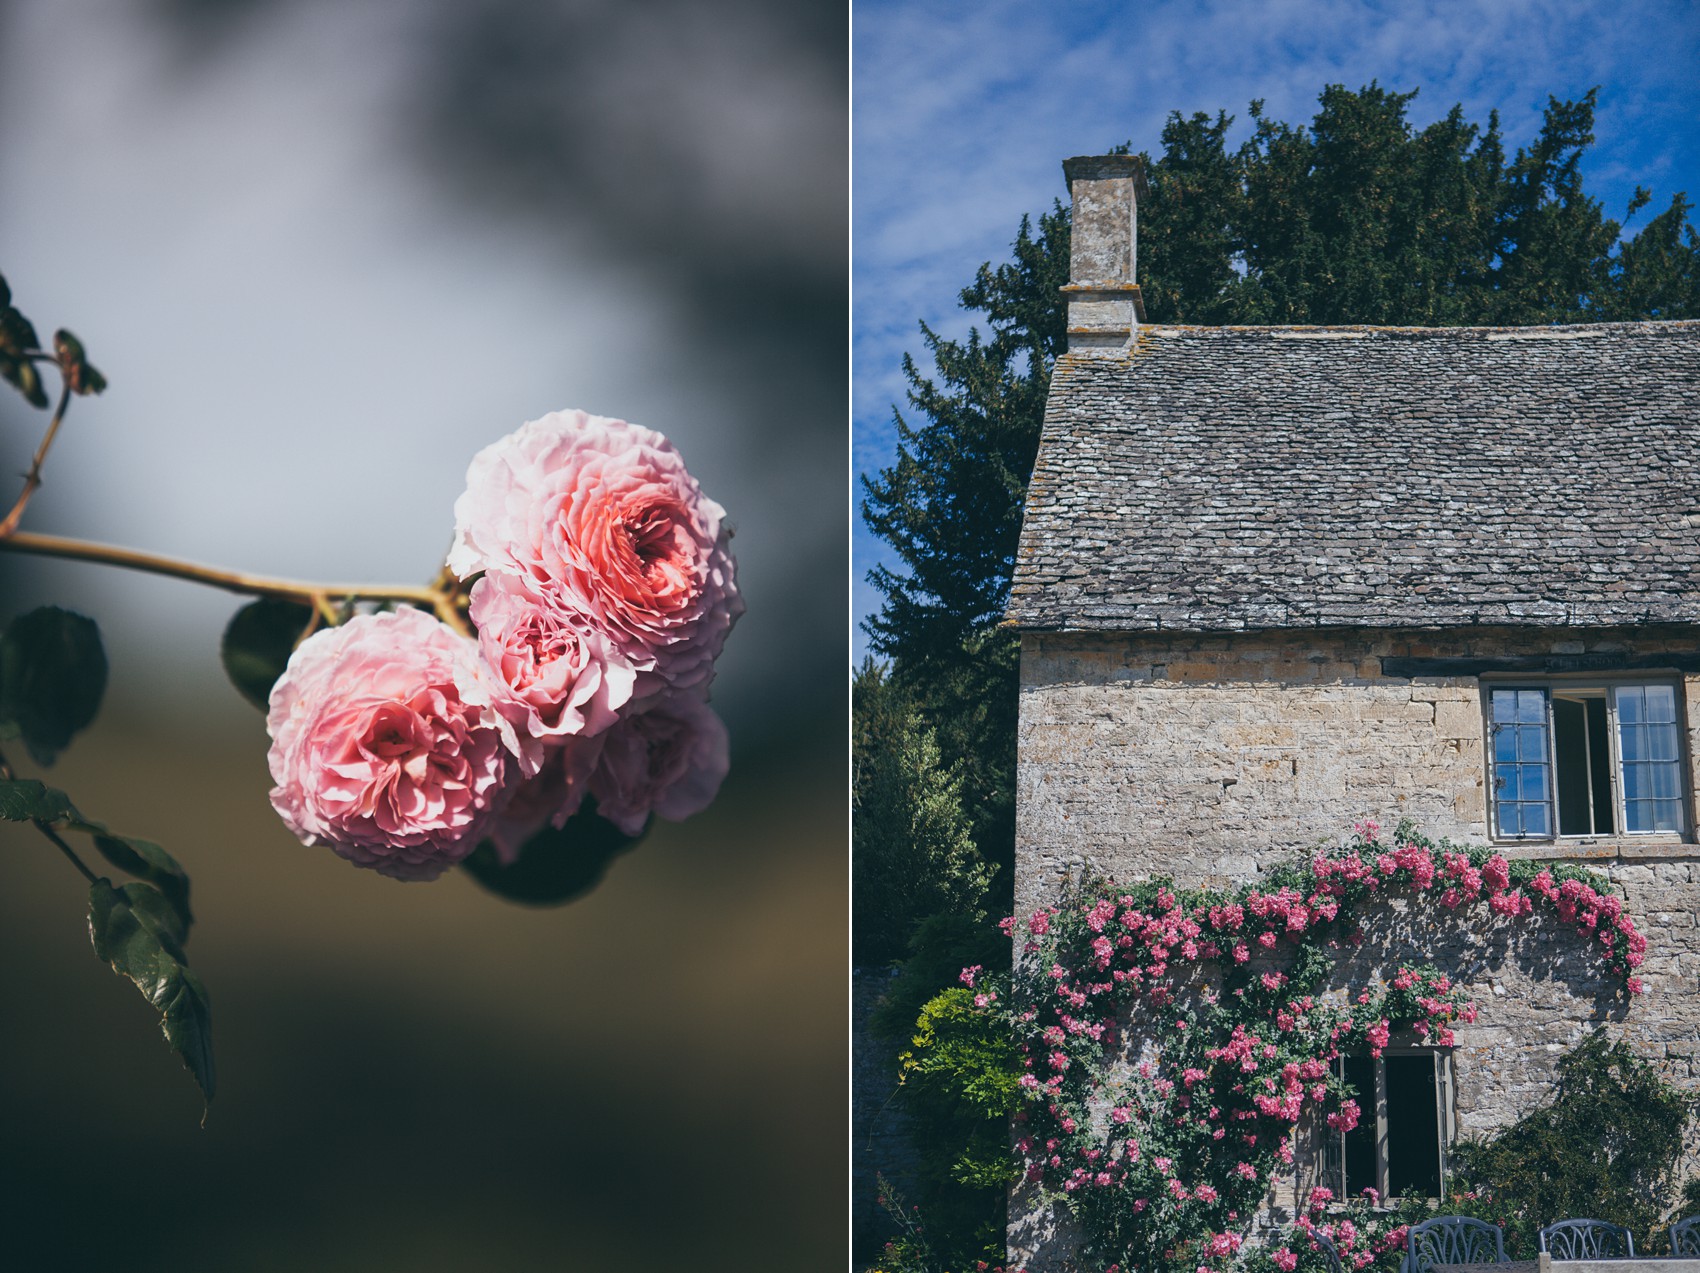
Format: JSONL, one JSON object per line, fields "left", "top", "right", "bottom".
{"left": 1538, "top": 1220, "right": 1634, "bottom": 1260}
{"left": 1404, "top": 1216, "right": 1507, "bottom": 1273}
{"left": 1671, "top": 1216, "right": 1700, "bottom": 1258}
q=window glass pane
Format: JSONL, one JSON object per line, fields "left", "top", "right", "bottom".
{"left": 1650, "top": 724, "right": 1679, "bottom": 763}
{"left": 1617, "top": 686, "right": 1685, "bottom": 836}
{"left": 1621, "top": 724, "right": 1646, "bottom": 762}
{"left": 1644, "top": 685, "right": 1677, "bottom": 724}
{"left": 1490, "top": 689, "right": 1552, "bottom": 839}
{"left": 1516, "top": 724, "right": 1546, "bottom": 761}
{"left": 1494, "top": 728, "right": 1518, "bottom": 763}
{"left": 1624, "top": 784, "right": 1683, "bottom": 832}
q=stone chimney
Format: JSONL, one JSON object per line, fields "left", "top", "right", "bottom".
{"left": 1061, "top": 155, "right": 1147, "bottom": 353}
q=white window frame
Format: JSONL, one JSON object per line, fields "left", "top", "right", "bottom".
{"left": 1483, "top": 678, "right": 1691, "bottom": 844}
{"left": 1319, "top": 1049, "right": 1453, "bottom": 1202}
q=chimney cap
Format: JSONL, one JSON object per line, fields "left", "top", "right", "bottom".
{"left": 1063, "top": 154, "right": 1147, "bottom": 196}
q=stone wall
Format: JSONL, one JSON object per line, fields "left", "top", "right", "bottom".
{"left": 1015, "top": 625, "right": 1700, "bottom": 915}
{"left": 1011, "top": 625, "right": 1700, "bottom": 1270}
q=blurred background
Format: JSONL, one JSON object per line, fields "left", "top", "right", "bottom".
{"left": 0, "top": 1, "right": 846, "bottom": 1269}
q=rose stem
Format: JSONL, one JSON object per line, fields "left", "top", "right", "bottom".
{"left": 0, "top": 375, "right": 73, "bottom": 537}
{"left": 0, "top": 529, "right": 451, "bottom": 614}
{"left": 0, "top": 744, "right": 100, "bottom": 885}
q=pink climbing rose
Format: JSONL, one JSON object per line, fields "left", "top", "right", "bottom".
{"left": 479, "top": 690, "right": 734, "bottom": 861}
{"left": 469, "top": 569, "right": 637, "bottom": 768}
{"left": 584, "top": 692, "right": 731, "bottom": 836}
{"left": 448, "top": 409, "right": 743, "bottom": 698}
{"left": 480, "top": 732, "right": 606, "bottom": 863}
{"left": 266, "top": 607, "right": 519, "bottom": 880}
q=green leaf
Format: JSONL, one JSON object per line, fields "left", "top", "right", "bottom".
{"left": 88, "top": 878, "right": 215, "bottom": 1107}
{"left": 460, "top": 801, "right": 648, "bottom": 906}
{"left": 116, "top": 880, "right": 189, "bottom": 961}
{"left": 220, "top": 598, "right": 314, "bottom": 711}
{"left": 0, "top": 606, "right": 107, "bottom": 765}
{"left": 10, "top": 357, "right": 48, "bottom": 408}
{"left": 0, "top": 776, "right": 77, "bottom": 823}
{"left": 0, "top": 778, "right": 195, "bottom": 938}
{"left": 89, "top": 833, "right": 193, "bottom": 935}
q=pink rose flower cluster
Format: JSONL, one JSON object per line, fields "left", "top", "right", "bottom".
{"left": 267, "top": 410, "right": 740, "bottom": 880}
{"left": 977, "top": 827, "right": 1646, "bottom": 1273}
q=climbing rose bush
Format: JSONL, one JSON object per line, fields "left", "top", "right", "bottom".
{"left": 973, "top": 822, "right": 1646, "bottom": 1273}
{"left": 268, "top": 409, "right": 740, "bottom": 879}
{"left": 266, "top": 607, "right": 517, "bottom": 880}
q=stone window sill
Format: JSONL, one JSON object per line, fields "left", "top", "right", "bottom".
{"left": 1492, "top": 837, "right": 1699, "bottom": 862}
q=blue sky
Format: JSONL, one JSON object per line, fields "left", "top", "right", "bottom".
{"left": 852, "top": 0, "right": 1700, "bottom": 663}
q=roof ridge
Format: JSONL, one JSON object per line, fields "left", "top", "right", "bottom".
{"left": 1134, "top": 319, "right": 1700, "bottom": 335}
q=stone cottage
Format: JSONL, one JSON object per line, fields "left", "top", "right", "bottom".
{"left": 1004, "top": 155, "right": 1700, "bottom": 1263}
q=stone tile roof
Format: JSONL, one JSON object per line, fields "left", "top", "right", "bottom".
{"left": 1006, "top": 321, "right": 1700, "bottom": 632}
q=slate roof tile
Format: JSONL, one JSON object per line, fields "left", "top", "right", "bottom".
{"left": 1005, "top": 321, "right": 1700, "bottom": 632}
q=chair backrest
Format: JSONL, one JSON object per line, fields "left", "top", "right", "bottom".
{"left": 1538, "top": 1220, "right": 1634, "bottom": 1260}
{"left": 1299, "top": 1227, "right": 1345, "bottom": 1273}
{"left": 1406, "top": 1216, "right": 1506, "bottom": 1273}
{"left": 1672, "top": 1216, "right": 1700, "bottom": 1258}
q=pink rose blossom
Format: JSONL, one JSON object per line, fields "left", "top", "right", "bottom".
{"left": 585, "top": 692, "right": 730, "bottom": 836}
{"left": 470, "top": 571, "right": 636, "bottom": 767}
{"left": 266, "top": 607, "right": 518, "bottom": 880}
{"left": 449, "top": 410, "right": 742, "bottom": 697}
{"left": 487, "top": 691, "right": 730, "bottom": 846}
{"left": 480, "top": 733, "right": 605, "bottom": 863}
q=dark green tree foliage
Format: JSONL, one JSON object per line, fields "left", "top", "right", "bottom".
{"left": 1167, "top": 85, "right": 1695, "bottom": 326}
{"left": 1138, "top": 110, "right": 1246, "bottom": 325}
{"left": 852, "top": 660, "right": 992, "bottom": 965}
{"left": 1450, "top": 1030, "right": 1694, "bottom": 1255}
{"left": 1600, "top": 189, "right": 1700, "bottom": 320}
{"left": 861, "top": 204, "right": 1068, "bottom": 901}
